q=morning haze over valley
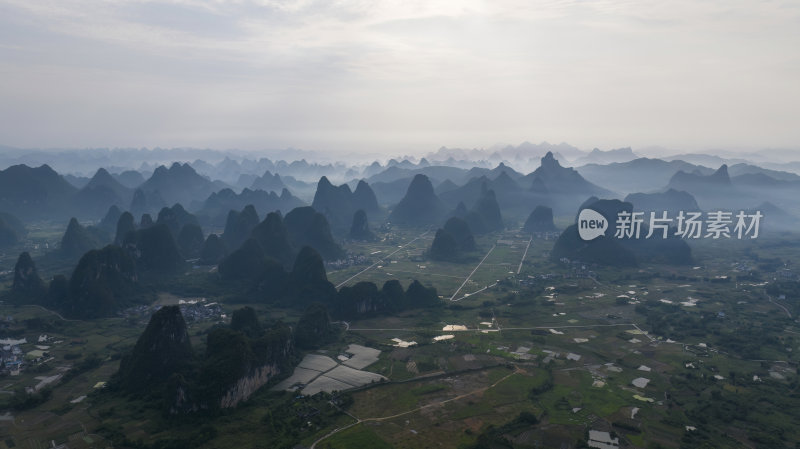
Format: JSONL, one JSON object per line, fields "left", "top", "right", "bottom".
{"left": 1, "top": 1, "right": 799, "bottom": 449}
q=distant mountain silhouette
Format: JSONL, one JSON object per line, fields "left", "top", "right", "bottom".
{"left": 572, "top": 147, "right": 637, "bottom": 165}
{"left": 311, "top": 176, "right": 353, "bottom": 229}
{"left": 668, "top": 164, "right": 731, "bottom": 191}
{"left": 0, "top": 212, "right": 26, "bottom": 239}
{"left": 550, "top": 199, "right": 638, "bottom": 267}
{"left": 249, "top": 212, "right": 295, "bottom": 268}
{"left": 177, "top": 224, "right": 204, "bottom": 258}
{"left": 731, "top": 172, "right": 788, "bottom": 188}
{"left": 219, "top": 237, "right": 273, "bottom": 280}
{"left": 429, "top": 217, "right": 477, "bottom": 262}
{"left": 289, "top": 246, "right": 328, "bottom": 285}
{"left": 366, "top": 165, "right": 467, "bottom": 186}
{"left": 12, "top": 252, "right": 46, "bottom": 297}
{"left": 0, "top": 164, "right": 77, "bottom": 220}
{"left": 352, "top": 180, "right": 380, "bottom": 213}
{"left": 530, "top": 176, "right": 548, "bottom": 194}
{"left": 349, "top": 209, "right": 376, "bottom": 241}
{"left": 661, "top": 164, "right": 774, "bottom": 211}
{"left": 65, "top": 245, "right": 138, "bottom": 318}
{"left": 551, "top": 198, "right": 692, "bottom": 267}
{"left": 64, "top": 174, "right": 90, "bottom": 189}
{"left": 123, "top": 223, "right": 185, "bottom": 273}
{"left": 370, "top": 177, "right": 415, "bottom": 205}
{"left": 60, "top": 218, "right": 105, "bottom": 258}
{"left": 470, "top": 187, "right": 504, "bottom": 233}
{"left": 97, "top": 205, "right": 123, "bottom": 235}
{"left": 747, "top": 201, "right": 798, "bottom": 232}
{"left": 113, "top": 170, "right": 146, "bottom": 189}
{"left": 250, "top": 170, "right": 287, "bottom": 192}
{"left": 114, "top": 211, "right": 136, "bottom": 245}
{"left": 139, "top": 213, "right": 154, "bottom": 228}
{"left": 139, "top": 163, "right": 217, "bottom": 206}
{"left": 439, "top": 173, "right": 522, "bottom": 209}
{"left": 492, "top": 171, "right": 522, "bottom": 193}
{"left": 199, "top": 233, "right": 227, "bottom": 265}
{"left": 130, "top": 188, "right": 166, "bottom": 217}
{"left": 444, "top": 216, "right": 476, "bottom": 251}
{"left": 447, "top": 184, "right": 504, "bottom": 234}
{"left": 523, "top": 206, "right": 557, "bottom": 232}
{"left": 156, "top": 204, "right": 200, "bottom": 239}
{"left": 576, "top": 158, "right": 712, "bottom": 195}
{"left": 463, "top": 163, "right": 526, "bottom": 183}
{"left": 434, "top": 179, "right": 459, "bottom": 195}
{"left": 429, "top": 229, "right": 459, "bottom": 261}
{"left": 285, "top": 246, "right": 337, "bottom": 307}
{"left": 84, "top": 169, "right": 131, "bottom": 201}
{"left": 311, "top": 177, "right": 378, "bottom": 230}
{"left": 222, "top": 205, "right": 261, "bottom": 250}
{"left": 200, "top": 188, "right": 304, "bottom": 227}
{"left": 727, "top": 163, "right": 800, "bottom": 182}
{"left": 388, "top": 174, "right": 446, "bottom": 226}
{"left": 522, "top": 152, "right": 611, "bottom": 196}
{"left": 284, "top": 206, "right": 344, "bottom": 260}
{"left": 73, "top": 168, "right": 132, "bottom": 218}
{"left": 0, "top": 215, "right": 21, "bottom": 249}
{"left": 624, "top": 189, "right": 700, "bottom": 216}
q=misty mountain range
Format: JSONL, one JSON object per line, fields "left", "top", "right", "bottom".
{"left": 1, "top": 147, "right": 798, "bottom": 245}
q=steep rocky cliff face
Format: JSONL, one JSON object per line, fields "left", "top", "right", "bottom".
{"left": 119, "top": 306, "right": 295, "bottom": 413}
{"left": 219, "top": 362, "right": 282, "bottom": 409}
{"left": 201, "top": 322, "right": 294, "bottom": 409}
{"left": 117, "top": 305, "right": 195, "bottom": 394}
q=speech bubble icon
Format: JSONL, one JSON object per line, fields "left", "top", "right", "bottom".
{"left": 577, "top": 208, "right": 608, "bottom": 241}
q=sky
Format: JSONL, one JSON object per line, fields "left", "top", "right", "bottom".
{"left": 0, "top": 0, "right": 798, "bottom": 156}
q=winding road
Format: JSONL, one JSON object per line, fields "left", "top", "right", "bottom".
{"left": 310, "top": 367, "right": 522, "bottom": 449}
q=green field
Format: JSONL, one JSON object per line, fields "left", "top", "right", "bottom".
{"left": 1, "top": 224, "right": 799, "bottom": 449}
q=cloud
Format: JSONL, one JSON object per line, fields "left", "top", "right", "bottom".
{"left": 0, "top": 0, "right": 798, "bottom": 153}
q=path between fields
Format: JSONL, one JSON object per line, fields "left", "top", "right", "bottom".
{"left": 310, "top": 367, "right": 522, "bottom": 449}
{"left": 335, "top": 230, "right": 431, "bottom": 288}
{"left": 767, "top": 294, "right": 792, "bottom": 319}
{"left": 451, "top": 282, "right": 498, "bottom": 302}
{"left": 450, "top": 245, "right": 496, "bottom": 301}
{"left": 517, "top": 236, "right": 532, "bottom": 274}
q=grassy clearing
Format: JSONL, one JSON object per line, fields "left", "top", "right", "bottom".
{"left": 318, "top": 425, "right": 393, "bottom": 449}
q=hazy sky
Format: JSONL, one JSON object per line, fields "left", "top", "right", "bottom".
{"left": 1, "top": 0, "right": 798, "bottom": 155}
